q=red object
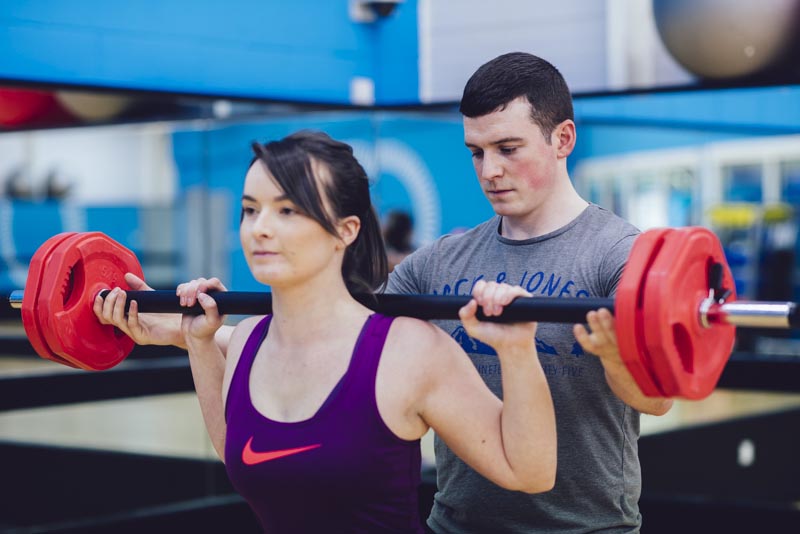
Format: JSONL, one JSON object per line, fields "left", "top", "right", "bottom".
{"left": 18, "top": 228, "right": 740, "bottom": 397}
{"left": 643, "top": 227, "right": 736, "bottom": 399}
{"left": 21, "top": 232, "right": 80, "bottom": 367}
{"left": 33, "top": 232, "right": 144, "bottom": 370}
{"left": 615, "top": 228, "right": 671, "bottom": 398}
{"left": 241, "top": 437, "right": 322, "bottom": 465}
{"left": 0, "top": 88, "right": 64, "bottom": 126}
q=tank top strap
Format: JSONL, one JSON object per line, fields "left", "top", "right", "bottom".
{"left": 345, "top": 313, "right": 396, "bottom": 396}
{"left": 225, "top": 314, "right": 272, "bottom": 423}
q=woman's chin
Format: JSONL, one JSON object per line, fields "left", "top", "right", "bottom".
{"left": 252, "top": 268, "right": 285, "bottom": 287}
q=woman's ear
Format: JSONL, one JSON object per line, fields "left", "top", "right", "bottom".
{"left": 336, "top": 215, "right": 362, "bottom": 249}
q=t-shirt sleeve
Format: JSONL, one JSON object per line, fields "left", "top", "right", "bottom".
{"left": 386, "top": 245, "right": 431, "bottom": 294}
{"left": 601, "top": 232, "right": 638, "bottom": 297}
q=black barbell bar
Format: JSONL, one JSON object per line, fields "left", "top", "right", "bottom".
{"left": 8, "top": 289, "right": 800, "bottom": 329}
{"left": 103, "top": 290, "right": 616, "bottom": 324}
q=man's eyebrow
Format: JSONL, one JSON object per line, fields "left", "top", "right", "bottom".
{"left": 465, "top": 137, "right": 525, "bottom": 148}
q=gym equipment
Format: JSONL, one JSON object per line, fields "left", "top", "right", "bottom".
{"left": 0, "top": 88, "right": 61, "bottom": 127}
{"left": 55, "top": 91, "right": 134, "bottom": 122}
{"left": 8, "top": 228, "right": 800, "bottom": 399}
{"left": 653, "top": 0, "right": 800, "bottom": 80}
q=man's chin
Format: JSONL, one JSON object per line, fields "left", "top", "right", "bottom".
{"left": 489, "top": 203, "right": 517, "bottom": 217}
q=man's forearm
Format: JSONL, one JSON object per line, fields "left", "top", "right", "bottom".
{"left": 604, "top": 361, "right": 673, "bottom": 415}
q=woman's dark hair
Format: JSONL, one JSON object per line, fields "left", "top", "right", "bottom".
{"left": 459, "top": 52, "right": 574, "bottom": 141}
{"left": 249, "top": 130, "right": 388, "bottom": 294}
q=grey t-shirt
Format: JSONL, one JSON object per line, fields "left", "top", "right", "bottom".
{"left": 387, "top": 205, "right": 641, "bottom": 534}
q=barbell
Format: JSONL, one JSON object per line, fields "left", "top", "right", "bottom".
{"left": 7, "top": 228, "right": 800, "bottom": 400}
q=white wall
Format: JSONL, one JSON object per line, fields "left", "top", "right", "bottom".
{"left": 417, "top": 0, "right": 693, "bottom": 103}
{"left": 0, "top": 122, "right": 177, "bottom": 205}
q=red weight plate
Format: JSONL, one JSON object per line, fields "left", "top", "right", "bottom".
{"left": 643, "top": 227, "right": 736, "bottom": 399}
{"left": 641, "top": 229, "right": 704, "bottom": 397}
{"left": 21, "top": 232, "right": 79, "bottom": 367}
{"left": 38, "top": 232, "right": 144, "bottom": 370}
{"left": 36, "top": 233, "right": 96, "bottom": 362}
{"left": 615, "top": 228, "right": 672, "bottom": 397}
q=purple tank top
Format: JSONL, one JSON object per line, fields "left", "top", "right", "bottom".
{"left": 224, "top": 313, "right": 423, "bottom": 533}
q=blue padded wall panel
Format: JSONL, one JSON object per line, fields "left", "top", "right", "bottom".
{"left": 0, "top": 1, "right": 394, "bottom": 103}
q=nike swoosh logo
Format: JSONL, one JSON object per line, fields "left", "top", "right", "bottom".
{"left": 241, "top": 436, "right": 321, "bottom": 466}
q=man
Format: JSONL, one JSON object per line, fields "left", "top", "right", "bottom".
{"left": 386, "top": 51, "right": 672, "bottom": 533}
{"left": 97, "top": 52, "right": 672, "bottom": 533}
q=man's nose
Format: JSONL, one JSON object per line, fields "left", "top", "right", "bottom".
{"left": 480, "top": 153, "right": 503, "bottom": 181}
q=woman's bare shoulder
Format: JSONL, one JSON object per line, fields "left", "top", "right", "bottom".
{"left": 226, "top": 315, "right": 268, "bottom": 366}
{"left": 384, "top": 316, "right": 460, "bottom": 365}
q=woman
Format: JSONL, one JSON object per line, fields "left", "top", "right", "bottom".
{"left": 97, "top": 131, "right": 556, "bottom": 533}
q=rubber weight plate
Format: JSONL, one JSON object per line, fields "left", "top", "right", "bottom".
{"left": 643, "top": 227, "right": 736, "bottom": 399}
{"left": 36, "top": 232, "right": 144, "bottom": 370}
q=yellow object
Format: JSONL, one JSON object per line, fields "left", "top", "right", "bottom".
{"left": 708, "top": 203, "right": 794, "bottom": 227}
{"left": 763, "top": 203, "right": 794, "bottom": 223}
{"left": 708, "top": 204, "right": 758, "bottom": 228}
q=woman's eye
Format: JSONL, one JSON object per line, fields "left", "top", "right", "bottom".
{"left": 279, "top": 206, "right": 296, "bottom": 216}
{"left": 241, "top": 206, "right": 256, "bottom": 217}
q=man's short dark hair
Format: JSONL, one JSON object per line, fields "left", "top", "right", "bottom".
{"left": 459, "top": 52, "right": 574, "bottom": 141}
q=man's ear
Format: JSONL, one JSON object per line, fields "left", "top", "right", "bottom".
{"left": 553, "top": 120, "right": 576, "bottom": 159}
{"left": 336, "top": 215, "right": 362, "bottom": 249}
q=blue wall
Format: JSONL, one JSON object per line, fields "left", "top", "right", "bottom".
{"left": 0, "top": 200, "right": 145, "bottom": 290}
{"left": 571, "top": 86, "right": 800, "bottom": 164}
{"left": 0, "top": 0, "right": 420, "bottom": 104}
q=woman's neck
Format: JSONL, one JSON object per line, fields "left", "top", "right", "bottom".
{"left": 268, "top": 273, "right": 372, "bottom": 344}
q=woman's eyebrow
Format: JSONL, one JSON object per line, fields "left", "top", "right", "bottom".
{"left": 241, "top": 194, "right": 290, "bottom": 202}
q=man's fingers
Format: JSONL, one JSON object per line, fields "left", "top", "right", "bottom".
{"left": 574, "top": 314, "right": 617, "bottom": 355}
{"left": 586, "top": 311, "right": 612, "bottom": 347}
{"left": 476, "top": 282, "right": 501, "bottom": 316}
{"left": 498, "top": 286, "right": 521, "bottom": 308}
{"left": 458, "top": 298, "right": 478, "bottom": 325}
{"left": 472, "top": 282, "right": 530, "bottom": 317}
{"left": 573, "top": 323, "right": 592, "bottom": 350}
{"left": 597, "top": 308, "right": 617, "bottom": 346}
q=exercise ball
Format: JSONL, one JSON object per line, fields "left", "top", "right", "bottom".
{"left": 653, "top": 0, "right": 800, "bottom": 79}
{"left": 56, "top": 90, "right": 134, "bottom": 122}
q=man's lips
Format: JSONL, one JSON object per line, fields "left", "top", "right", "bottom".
{"left": 486, "top": 189, "right": 513, "bottom": 196}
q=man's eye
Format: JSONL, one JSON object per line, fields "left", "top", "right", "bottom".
{"left": 500, "top": 146, "right": 517, "bottom": 154}
{"left": 471, "top": 151, "right": 483, "bottom": 159}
